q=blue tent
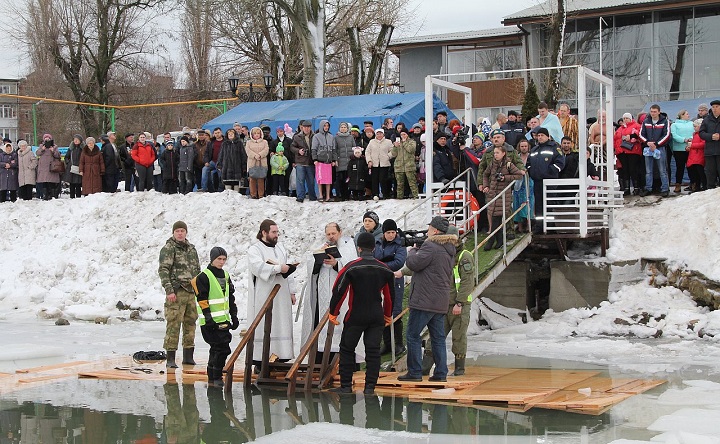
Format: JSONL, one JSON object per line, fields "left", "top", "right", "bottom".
{"left": 202, "top": 93, "right": 457, "bottom": 133}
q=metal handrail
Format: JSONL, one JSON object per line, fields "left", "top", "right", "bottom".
{"left": 397, "top": 167, "right": 475, "bottom": 231}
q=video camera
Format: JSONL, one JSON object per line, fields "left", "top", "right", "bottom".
{"left": 454, "top": 127, "right": 469, "bottom": 146}
{"left": 401, "top": 229, "right": 428, "bottom": 247}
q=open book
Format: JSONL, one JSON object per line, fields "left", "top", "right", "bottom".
{"left": 313, "top": 246, "right": 341, "bottom": 265}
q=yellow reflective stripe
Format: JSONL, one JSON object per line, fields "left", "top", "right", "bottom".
{"left": 455, "top": 249, "right": 473, "bottom": 300}
{"left": 196, "top": 269, "right": 231, "bottom": 325}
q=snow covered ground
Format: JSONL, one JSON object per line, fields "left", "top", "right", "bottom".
{"left": 1, "top": 189, "right": 720, "bottom": 443}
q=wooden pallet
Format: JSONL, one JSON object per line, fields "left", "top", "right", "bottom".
{"left": 350, "top": 367, "right": 665, "bottom": 415}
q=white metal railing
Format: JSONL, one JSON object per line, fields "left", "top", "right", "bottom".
{"left": 397, "top": 169, "right": 531, "bottom": 284}
{"left": 542, "top": 178, "right": 623, "bottom": 235}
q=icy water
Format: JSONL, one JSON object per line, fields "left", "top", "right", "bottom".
{"left": 1, "top": 355, "right": 710, "bottom": 443}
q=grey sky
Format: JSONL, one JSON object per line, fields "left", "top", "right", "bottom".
{"left": 0, "top": 0, "right": 540, "bottom": 80}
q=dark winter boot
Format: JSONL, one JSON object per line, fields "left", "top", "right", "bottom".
{"left": 330, "top": 385, "right": 353, "bottom": 394}
{"left": 490, "top": 217, "right": 503, "bottom": 249}
{"left": 363, "top": 383, "right": 376, "bottom": 395}
{"left": 483, "top": 235, "right": 495, "bottom": 251}
{"left": 166, "top": 350, "right": 178, "bottom": 369}
{"left": 621, "top": 179, "right": 630, "bottom": 196}
{"left": 453, "top": 355, "right": 466, "bottom": 376}
{"left": 421, "top": 350, "right": 434, "bottom": 376}
{"left": 182, "top": 348, "right": 196, "bottom": 365}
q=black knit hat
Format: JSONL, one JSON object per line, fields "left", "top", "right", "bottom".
{"left": 382, "top": 219, "right": 398, "bottom": 233}
{"left": 363, "top": 211, "right": 380, "bottom": 227}
{"left": 356, "top": 232, "right": 376, "bottom": 251}
{"left": 210, "top": 246, "right": 227, "bottom": 262}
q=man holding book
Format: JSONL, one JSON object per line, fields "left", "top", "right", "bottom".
{"left": 301, "top": 222, "right": 358, "bottom": 362}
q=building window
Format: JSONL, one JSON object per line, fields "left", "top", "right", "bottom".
{"left": 0, "top": 84, "right": 16, "bottom": 94}
{"left": 447, "top": 46, "right": 523, "bottom": 82}
{"left": 0, "top": 105, "right": 17, "bottom": 119}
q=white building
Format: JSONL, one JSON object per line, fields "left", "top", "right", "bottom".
{"left": 0, "top": 78, "right": 20, "bottom": 142}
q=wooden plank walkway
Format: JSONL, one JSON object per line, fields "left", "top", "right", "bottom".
{"left": 1, "top": 357, "right": 664, "bottom": 416}
{"left": 366, "top": 367, "right": 665, "bottom": 415}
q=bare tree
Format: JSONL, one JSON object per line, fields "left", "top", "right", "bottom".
{"left": 19, "top": 0, "right": 168, "bottom": 136}
{"left": 181, "top": 0, "right": 222, "bottom": 95}
{"left": 347, "top": 24, "right": 394, "bottom": 95}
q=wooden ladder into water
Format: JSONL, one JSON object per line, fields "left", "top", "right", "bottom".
{"left": 223, "top": 284, "right": 339, "bottom": 395}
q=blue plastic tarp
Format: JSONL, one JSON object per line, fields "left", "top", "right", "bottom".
{"left": 202, "top": 93, "right": 457, "bottom": 133}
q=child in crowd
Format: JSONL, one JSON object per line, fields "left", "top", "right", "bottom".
{"left": 270, "top": 143, "right": 290, "bottom": 196}
{"left": 347, "top": 147, "right": 368, "bottom": 200}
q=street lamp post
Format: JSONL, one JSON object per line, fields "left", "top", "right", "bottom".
{"left": 228, "top": 73, "right": 274, "bottom": 102}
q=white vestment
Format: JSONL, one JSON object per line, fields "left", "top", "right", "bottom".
{"left": 247, "top": 240, "right": 295, "bottom": 360}
{"left": 300, "top": 236, "right": 358, "bottom": 353}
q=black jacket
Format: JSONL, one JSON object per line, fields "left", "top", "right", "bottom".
{"left": 119, "top": 142, "right": 134, "bottom": 170}
{"left": 217, "top": 137, "right": 246, "bottom": 181}
{"left": 101, "top": 142, "right": 120, "bottom": 174}
{"left": 433, "top": 145, "right": 455, "bottom": 183}
{"left": 699, "top": 112, "right": 720, "bottom": 156}
{"left": 501, "top": 121, "right": 526, "bottom": 148}
{"left": 347, "top": 156, "right": 368, "bottom": 190}
{"left": 195, "top": 265, "right": 238, "bottom": 322}
{"left": 329, "top": 253, "right": 394, "bottom": 327}
{"left": 160, "top": 148, "right": 180, "bottom": 180}
{"left": 528, "top": 140, "right": 565, "bottom": 181}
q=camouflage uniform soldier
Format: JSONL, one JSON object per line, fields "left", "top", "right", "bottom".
{"left": 422, "top": 225, "right": 475, "bottom": 376}
{"left": 159, "top": 220, "right": 201, "bottom": 368}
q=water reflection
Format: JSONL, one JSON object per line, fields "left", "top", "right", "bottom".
{"left": 0, "top": 380, "right": 620, "bottom": 443}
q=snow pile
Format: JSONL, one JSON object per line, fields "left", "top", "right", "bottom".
{"left": 608, "top": 189, "right": 720, "bottom": 281}
{"left": 0, "top": 192, "right": 426, "bottom": 321}
{"left": 562, "top": 282, "right": 720, "bottom": 339}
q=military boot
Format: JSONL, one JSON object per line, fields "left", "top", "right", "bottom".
{"left": 166, "top": 350, "right": 178, "bottom": 369}
{"left": 421, "top": 350, "right": 434, "bottom": 376}
{"left": 453, "top": 355, "right": 466, "bottom": 376}
{"left": 182, "top": 348, "right": 196, "bottom": 365}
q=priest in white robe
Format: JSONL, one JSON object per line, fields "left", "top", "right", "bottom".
{"left": 301, "top": 222, "right": 358, "bottom": 357}
{"left": 247, "top": 219, "right": 297, "bottom": 364}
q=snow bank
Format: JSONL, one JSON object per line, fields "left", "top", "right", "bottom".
{"left": 0, "top": 192, "right": 426, "bottom": 321}
{"left": 608, "top": 189, "right": 720, "bottom": 281}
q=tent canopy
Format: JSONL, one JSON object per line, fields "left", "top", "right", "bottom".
{"left": 202, "top": 93, "right": 457, "bottom": 133}
{"left": 640, "top": 97, "right": 720, "bottom": 122}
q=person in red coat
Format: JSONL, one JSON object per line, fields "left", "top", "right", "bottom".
{"left": 79, "top": 137, "right": 105, "bottom": 195}
{"left": 613, "top": 113, "right": 644, "bottom": 196}
{"left": 131, "top": 133, "right": 156, "bottom": 191}
{"left": 687, "top": 119, "right": 707, "bottom": 192}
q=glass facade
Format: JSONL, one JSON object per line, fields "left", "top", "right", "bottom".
{"left": 552, "top": 6, "right": 720, "bottom": 114}
{"left": 447, "top": 46, "right": 522, "bottom": 82}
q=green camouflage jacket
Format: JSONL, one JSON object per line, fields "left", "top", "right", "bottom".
{"left": 158, "top": 237, "right": 201, "bottom": 295}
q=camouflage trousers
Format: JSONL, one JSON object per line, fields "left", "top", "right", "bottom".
{"left": 395, "top": 171, "right": 419, "bottom": 199}
{"left": 164, "top": 383, "right": 199, "bottom": 444}
{"left": 164, "top": 288, "right": 198, "bottom": 351}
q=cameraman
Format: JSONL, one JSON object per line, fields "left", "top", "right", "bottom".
{"left": 395, "top": 216, "right": 457, "bottom": 383}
